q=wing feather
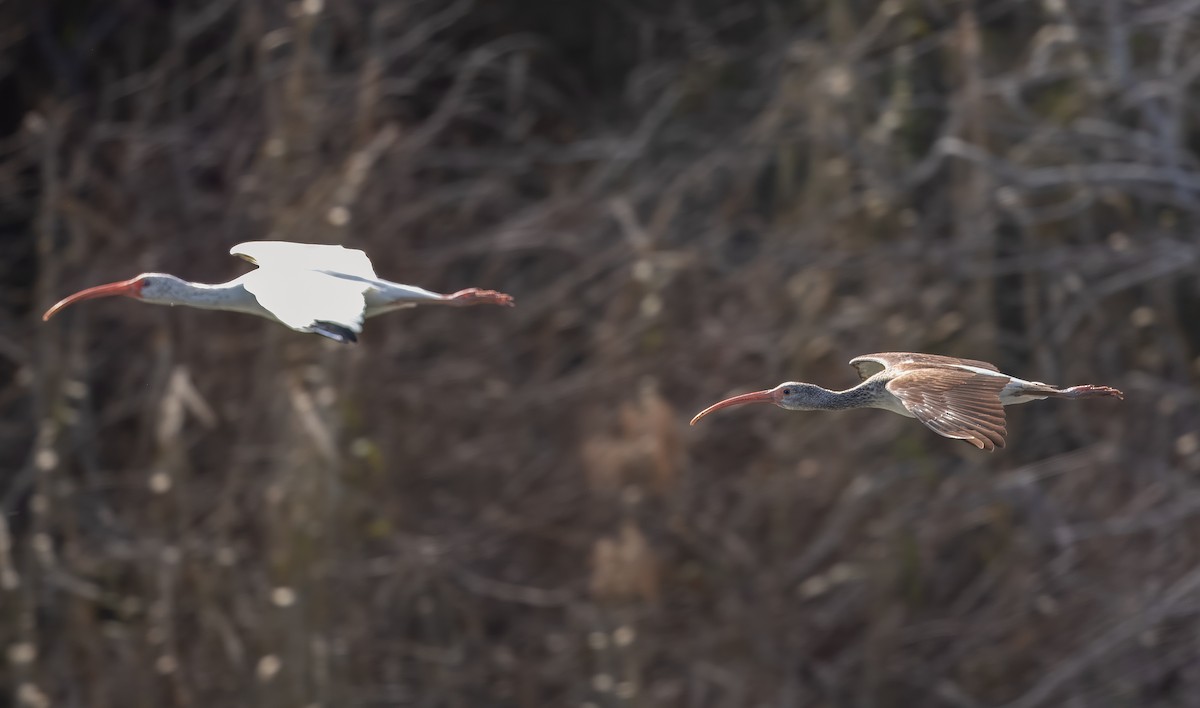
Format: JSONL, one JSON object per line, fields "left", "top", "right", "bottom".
{"left": 230, "top": 241, "right": 378, "bottom": 337}
{"left": 231, "top": 241, "right": 377, "bottom": 279}
{"left": 240, "top": 269, "right": 368, "bottom": 335}
{"left": 885, "top": 369, "right": 1010, "bottom": 450}
{"left": 850, "top": 352, "right": 1001, "bottom": 381}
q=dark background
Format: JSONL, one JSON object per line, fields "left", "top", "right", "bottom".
{"left": 2, "top": 0, "right": 1200, "bottom": 706}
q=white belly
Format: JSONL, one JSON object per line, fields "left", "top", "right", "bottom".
{"left": 998, "top": 377, "right": 1047, "bottom": 406}
{"left": 873, "top": 389, "right": 918, "bottom": 417}
{"left": 948, "top": 365, "right": 1048, "bottom": 406}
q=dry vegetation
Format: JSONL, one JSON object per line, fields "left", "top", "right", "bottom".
{"left": 2, "top": 0, "right": 1200, "bottom": 705}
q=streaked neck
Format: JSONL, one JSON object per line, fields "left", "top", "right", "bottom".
{"left": 795, "top": 383, "right": 882, "bottom": 411}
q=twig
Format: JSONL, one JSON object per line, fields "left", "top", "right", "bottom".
{"left": 999, "top": 563, "right": 1200, "bottom": 708}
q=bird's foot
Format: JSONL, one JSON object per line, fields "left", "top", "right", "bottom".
{"left": 447, "top": 288, "right": 515, "bottom": 307}
{"left": 1063, "top": 384, "right": 1124, "bottom": 400}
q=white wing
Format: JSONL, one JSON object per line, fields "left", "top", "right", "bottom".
{"left": 240, "top": 268, "right": 369, "bottom": 336}
{"left": 231, "top": 241, "right": 377, "bottom": 279}
{"left": 231, "top": 241, "right": 377, "bottom": 338}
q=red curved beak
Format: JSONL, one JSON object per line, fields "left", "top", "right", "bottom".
{"left": 42, "top": 278, "right": 141, "bottom": 321}
{"left": 690, "top": 389, "right": 777, "bottom": 425}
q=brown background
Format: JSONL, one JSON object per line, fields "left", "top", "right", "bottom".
{"left": 2, "top": 1, "right": 1199, "bottom": 706}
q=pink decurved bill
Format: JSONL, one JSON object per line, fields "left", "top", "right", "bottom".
{"left": 690, "top": 389, "right": 775, "bottom": 425}
{"left": 42, "top": 278, "right": 142, "bottom": 321}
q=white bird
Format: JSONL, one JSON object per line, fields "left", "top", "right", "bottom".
{"left": 42, "top": 241, "right": 515, "bottom": 342}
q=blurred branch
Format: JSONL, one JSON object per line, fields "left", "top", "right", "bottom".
{"left": 453, "top": 566, "right": 574, "bottom": 607}
{"left": 400, "top": 35, "right": 544, "bottom": 152}
{"left": 999, "top": 563, "right": 1200, "bottom": 708}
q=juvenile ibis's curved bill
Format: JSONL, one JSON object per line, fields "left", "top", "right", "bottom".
{"left": 42, "top": 278, "right": 141, "bottom": 321}
{"left": 689, "top": 389, "right": 776, "bottom": 425}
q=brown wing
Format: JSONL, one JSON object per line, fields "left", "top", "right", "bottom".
{"left": 885, "top": 369, "right": 1010, "bottom": 451}
{"left": 850, "top": 352, "right": 1001, "bottom": 382}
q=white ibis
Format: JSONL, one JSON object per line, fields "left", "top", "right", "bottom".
{"left": 42, "top": 241, "right": 514, "bottom": 342}
{"left": 690, "top": 352, "right": 1123, "bottom": 450}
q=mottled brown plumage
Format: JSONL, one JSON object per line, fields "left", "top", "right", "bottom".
{"left": 691, "top": 352, "right": 1124, "bottom": 451}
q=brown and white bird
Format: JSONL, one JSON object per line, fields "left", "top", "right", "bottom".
{"left": 689, "top": 352, "right": 1123, "bottom": 450}
{"left": 42, "top": 241, "right": 514, "bottom": 342}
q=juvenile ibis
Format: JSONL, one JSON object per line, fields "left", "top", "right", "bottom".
{"left": 690, "top": 352, "right": 1123, "bottom": 450}
{"left": 42, "top": 241, "right": 514, "bottom": 342}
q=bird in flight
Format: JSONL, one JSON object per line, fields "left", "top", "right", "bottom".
{"left": 42, "top": 241, "right": 514, "bottom": 342}
{"left": 690, "top": 352, "right": 1123, "bottom": 450}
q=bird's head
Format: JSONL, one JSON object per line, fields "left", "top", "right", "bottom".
{"left": 42, "top": 273, "right": 184, "bottom": 320}
{"left": 689, "top": 381, "right": 822, "bottom": 425}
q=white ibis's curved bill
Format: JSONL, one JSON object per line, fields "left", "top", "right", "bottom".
{"left": 42, "top": 278, "right": 141, "bottom": 321}
{"left": 690, "top": 389, "right": 776, "bottom": 425}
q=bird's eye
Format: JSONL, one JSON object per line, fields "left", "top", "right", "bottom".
{"left": 782, "top": 387, "right": 793, "bottom": 395}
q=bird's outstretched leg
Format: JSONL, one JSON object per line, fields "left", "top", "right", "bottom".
{"left": 1057, "top": 384, "right": 1124, "bottom": 400}
{"left": 445, "top": 288, "right": 515, "bottom": 307}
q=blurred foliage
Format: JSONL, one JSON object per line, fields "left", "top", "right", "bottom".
{"left": 2, "top": 0, "right": 1200, "bottom": 706}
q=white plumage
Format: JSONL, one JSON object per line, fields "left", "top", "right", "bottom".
{"left": 230, "top": 241, "right": 377, "bottom": 279}
{"left": 42, "top": 240, "right": 515, "bottom": 343}
{"left": 232, "top": 242, "right": 376, "bottom": 337}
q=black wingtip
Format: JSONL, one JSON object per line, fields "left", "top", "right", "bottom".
{"left": 311, "top": 321, "right": 358, "bottom": 343}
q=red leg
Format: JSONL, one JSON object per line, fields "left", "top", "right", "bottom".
{"left": 446, "top": 288, "right": 515, "bottom": 307}
{"left": 1061, "top": 385, "right": 1124, "bottom": 400}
